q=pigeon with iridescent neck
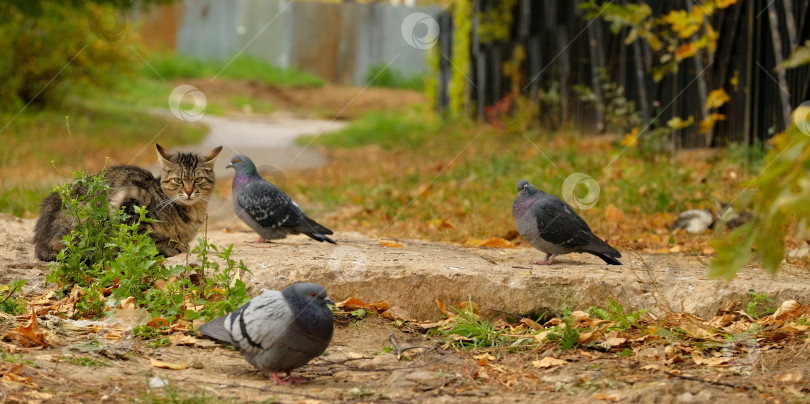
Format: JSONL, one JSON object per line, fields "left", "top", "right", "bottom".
{"left": 512, "top": 179, "right": 621, "bottom": 265}
{"left": 227, "top": 155, "right": 336, "bottom": 244}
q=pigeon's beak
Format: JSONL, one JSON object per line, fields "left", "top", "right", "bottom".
{"left": 226, "top": 163, "right": 234, "bottom": 169}
{"left": 325, "top": 297, "right": 335, "bottom": 306}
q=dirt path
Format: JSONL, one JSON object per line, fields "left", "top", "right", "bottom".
{"left": 2, "top": 215, "right": 809, "bottom": 403}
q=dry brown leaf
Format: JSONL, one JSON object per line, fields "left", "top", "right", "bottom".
{"left": 692, "top": 353, "right": 733, "bottom": 367}
{"left": 434, "top": 297, "right": 451, "bottom": 318}
{"left": 775, "top": 371, "right": 803, "bottom": 383}
{"left": 519, "top": 318, "right": 543, "bottom": 331}
{"left": 336, "top": 297, "right": 367, "bottom": 310}
{"left": 169, "top": 334, "right": 197, "bottom": 346}
{"left": 578, "top": 327, "right": 610, "bottom": 345}
{"left": 13, "top": 309, "right": 47, "bottom": 347}
{"left": 418, "top": 319, "right": 453, "bottom": 329}
{"left": 771, "top": 300, "right": 801, "bottom": 321}
{"left": 149, "top": 358, "right": 187, "bottom": 370}
{"left": 379, "top": 239, "right": 404, "bottom": 248}
{"left": 606, "top": 337, "right": 627, "bottom": 347}
{"left": 119, "top": 296, "right": 136, "bottom": 310}
{"left": 533, "top": 330, "right": 552, "bottom": 343}
{"left": 369, "top": 301, "right": 390, "bottom": 312}
{"left": 147, "top": 318, "right": 169, "bottom": 328}
{"left": 593, "top": 393, "right": 621, "bottom": 402}
{"left": 532, "top": 357, "right": 567, "bottom": 368}
{"left": 477, "top": 237, "right": 515, "bottom": 248}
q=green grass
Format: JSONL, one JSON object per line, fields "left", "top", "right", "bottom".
{"left": 365, "top": 64, "right": 425, "bottom": 90}
{"left": 298, "top": 107, "right": 439, "bottom": 150}
{"left": 143, "top": 53, "right": 324, "bottom": 87}
{"left": 0, "top": 103, "right": 207, "bottom": 217}
{"left": 294, "top": 107, "right": 761, "bottom": 247}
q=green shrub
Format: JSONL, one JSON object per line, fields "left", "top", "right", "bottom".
{"left": 46, "top": 170, "right": 250, "bottom": 322}
{"left": 0, "top": 3, "right": 137, "bottom": 109}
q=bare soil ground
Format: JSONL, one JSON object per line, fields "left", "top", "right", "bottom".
{"left": 1, "top": 214, "right": 809, "bottom": 403}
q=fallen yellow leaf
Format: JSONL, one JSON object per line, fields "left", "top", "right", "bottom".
{"left": 532, "top": 357, "right": 567, "bottom": 368}
{"left": 379, "top": 239, "right": 404, "bottom": 248}
{"left": 149, "top": 358, "right": 187, "bottom": 370}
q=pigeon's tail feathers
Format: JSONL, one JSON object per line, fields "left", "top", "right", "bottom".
{"left": 585, "top": 238, "right": 622, "bottom": 265}
{"left": 198, "top": 316, "right": 235, "bottom": 345}
{"left": 306, "top": 233, "right": 337, "bottom": 244}
{"left": 296, "top": 217, "right": 335, "bottom": 243}
{"left": 592, "top": 251, "right": 622, "bottom": 265}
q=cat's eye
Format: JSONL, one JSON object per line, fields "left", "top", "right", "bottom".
{"left": 194, "top": 177, "right": 204, "bottom": 183}
{"left": 173, "top": 178, "right": 183, "bottom": 184}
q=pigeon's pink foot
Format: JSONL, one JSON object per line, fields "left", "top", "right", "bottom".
{"left": 532, "top": 255, "right": 556, "bottom": 265}
{"left": 250, "top": 237, "right": 266, "bottom": 244}
{"left": 272, "top": 371, "right": 306, "bottom": 385}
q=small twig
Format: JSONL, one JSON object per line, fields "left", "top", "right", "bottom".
{"left": 0, "top": 285, "right": 19, "bottom": 306}
{"left": 662, "top": 370, "right": 746, "bottom": 389}
{"left": 388, "top": 333, "right": 435, "bottom": 360}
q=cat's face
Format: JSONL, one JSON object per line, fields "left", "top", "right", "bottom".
{"left": 156, "top": 145, "right": 223, "bottom": 206}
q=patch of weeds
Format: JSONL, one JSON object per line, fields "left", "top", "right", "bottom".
{"left": 547, "top": 308, "right": 580, "bottom": 351}
{"left": 139, "top": 385, "right": 234, "bottom": 404}
{"left": 442, "top": 301, "right": 514, "bottom": 349}
{"left": 590, "top": 299, "right": 648, "bottom": 330}
{"left": 60, "top": 356, "right": 112, "bottom": 367}
{"left": 0, "top": 279, "right": 27, "bottom": 315}
{"left": 45, "top": 168, "right": 251, "bottom": 330}
{"left": 745, "top": 291, "right": 777, "bottom": 320}
{"left": 616, "top": 348, "right": 632, "bottom": 357}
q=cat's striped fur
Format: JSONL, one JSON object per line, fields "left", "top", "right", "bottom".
{"left": 33, "top": 144, "right": 222, "bottom": 261}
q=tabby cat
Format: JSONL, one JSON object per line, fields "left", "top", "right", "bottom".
{"left": 33, "top": 144, "right": 222, "bottom": 261}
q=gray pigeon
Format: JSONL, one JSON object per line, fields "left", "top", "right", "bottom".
{"left": 227, "top": 155, "right": 336, "bottom": 244}
{"left": 512, "top": 179, "right": 621, "bottom": 265}
{"left": 198, "top": 283, "right": 335, "bottom": 385}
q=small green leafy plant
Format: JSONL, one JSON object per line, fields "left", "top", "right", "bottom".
{"left": 547, "top": 308, "right": 580, "bottom": 351}
{"left": 45, "top": 170, "right": 251, "bottom": 331}
{"left": 0, "top": 279, "right": 27, "bottom": 315}
{"left": 745, "top": 292, "right": 776, "bottom": 320}
{"left": 590, "top": 298, "right": 648, "bottom": 331}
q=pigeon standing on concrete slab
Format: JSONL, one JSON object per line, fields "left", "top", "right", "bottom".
{"left": 512, "top": 179, "right": 622, "bottom": 265}
{"left": 227, "top": 155, "right": 336, "bottom": 244}
{"left": 198, "top": 283, "right": 335, "bottom": 385}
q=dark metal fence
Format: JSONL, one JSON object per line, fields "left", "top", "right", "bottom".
{"left": 435, "top": 0, "right": 810, "bottom": 148}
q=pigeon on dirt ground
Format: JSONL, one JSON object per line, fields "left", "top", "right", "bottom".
{"left": 227, "top": 155, "right": 336, "bottom": 244}
{"left": 198, "top": 283, "right": 335, "bottom": 385}
{"left": 512, "top": 179, "right": 622, "bottom": 265}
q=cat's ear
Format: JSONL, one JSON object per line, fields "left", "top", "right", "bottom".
{"left": 203, "top": 146, "right": 223, "bottom": 165}
{"left": 156, "top": 144, "right": 174, "bottom": 168}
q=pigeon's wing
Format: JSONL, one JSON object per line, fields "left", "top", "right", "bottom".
{"left": 197, "top": 315, "right": 235, "bottom": 345}
{"left": 532, "top": 196, "right": 594, "bottom": 249}
{"left": 223, "top": 290, "right": 296, "bottom": 355}
{"left": 236, "top": 180, "right": 305, "bottom": 229}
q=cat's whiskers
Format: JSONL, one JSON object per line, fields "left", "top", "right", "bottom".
{"left": 154, "top": 196, "right": 180, "bottom": 214}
